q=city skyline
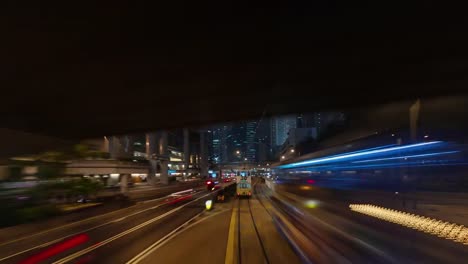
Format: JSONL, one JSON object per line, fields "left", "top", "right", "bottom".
{"left": 207, "top": 112, "right": 347, "bottom": 163}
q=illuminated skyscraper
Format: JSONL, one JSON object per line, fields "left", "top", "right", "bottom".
{"left": 272, "top": 115, "right": 297, "bottom": 146}
{"left": 245, "top": 121, "right": 257, "bottom": 161}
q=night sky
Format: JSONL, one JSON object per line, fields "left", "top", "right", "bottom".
{"left": 1, "top": 1, "right": 467, "bottom": 138}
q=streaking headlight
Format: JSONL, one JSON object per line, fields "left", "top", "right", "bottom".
{"left": 205, "top": 200, "right": 213, "bottom": 210}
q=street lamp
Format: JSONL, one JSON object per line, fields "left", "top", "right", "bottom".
{"left": 290, "top": 149, "right": 295, "bottom": 153}
{"left": 244, "top": 158, "right": 247, "bottom": 161}
{"left": 281, "top": 155, "right": 285, "bottom": 160}
{"left": 236, "top": 150, "right": 240, "bottom": 155}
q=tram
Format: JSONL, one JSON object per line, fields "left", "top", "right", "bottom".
{"left": 237, "top": 177, "right": 252, "bottom": 197}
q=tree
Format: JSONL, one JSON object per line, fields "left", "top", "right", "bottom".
{"left": 73, "top": 144, "right": 90, "bottom": 159}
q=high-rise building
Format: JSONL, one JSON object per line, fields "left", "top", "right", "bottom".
{"left": 207, "top": 114, "right": 342, "bottom": 163}
{"left": 257, "top": 141, "right": 269, "bottom": 162}
{"left": 228, "top": 123, "right": 245, "bottom": 162}
{"left": 272, "top": 115, "right": 297, "bottom": 146}
{"left": 313, "top": 112, "right": 347, "bottom": 139}
{"left": 208, "top": 125, "right": 230, "bottom": 163}
{"left": 209, "top": 128, "right": 221, "bottom": 163}
{"left": 256, "top": 118, "right": 270, "bottom": 145}
{"left": 245, "top": 121, "right": 257, "bottom": 162}
{"left": 295, "top": 112, "right": 347, "bottom": 140}
{"left": 270, "top": 116, "right": 277, "bottom": 151}
{"left": 255, "top": 118, "right": 271, "bottom": 161}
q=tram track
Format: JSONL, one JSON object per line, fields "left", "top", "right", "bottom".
{"left": 236, "top": 180, "right": 270, "bottom": 264}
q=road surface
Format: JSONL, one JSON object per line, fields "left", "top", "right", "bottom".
{"left": 0, "top": 179, "right": 467, "bottom": 263}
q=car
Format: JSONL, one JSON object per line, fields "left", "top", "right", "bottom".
{"left": 216, "top": 189, "right": 225, "bottom": 202}
{"left": 206, "top": 180, "right": 220, "bottom": 191}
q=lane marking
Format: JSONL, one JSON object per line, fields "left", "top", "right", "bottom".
{"left": 126, "top": 213, "right": 202, "bottom": 264}
{"left": 0, "top": 193, "right": 204, "bottom": 262}
{"left": 0, "top": 204, "right": 137, "bottom": 248}
{"left": 112, "top": 217, "right": 127, "bottom": 223}
{"left": 52, "top": 192, "right": 213, "bottom": 264}
{"left": 127, "top": 209, "right": 231, "bottom": 264}
{"left": 224, "top": 204, "right": 237, "bottom": 264}
{"left": 169, "top": 189, "right": 194, "bottom": 196}
{"left": 138, "top": 196, "right": 168, "bottom": 204}
{"left": 0, "top": 189, "right": 203, "bottom": 248}
{"left": 0, "top": 221, "right": 111, "bottom": 262}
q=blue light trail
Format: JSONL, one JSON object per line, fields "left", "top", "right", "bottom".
{"left": 352, "top": 151, "right": 460, "bottom": 164}
{"left": 278, "top": 141, "right": 443, "bottom": 169}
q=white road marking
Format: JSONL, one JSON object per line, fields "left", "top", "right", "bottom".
{"left": 0, "top": 192, "right": 206, "bottom": 261}
{"left": 0, "top": 221, "right": 110, "bottom": 262}
{"left": 127, "top": 208, "right": 231, "bottom": 264}
{"left": 0, "top": 204, "right": 137, "bottom": 248}
{"left": 52, "top": 192, "right": 213, "bottom": 264}
{"left": 0, "top": 188, "right": 203, "bottom": 247}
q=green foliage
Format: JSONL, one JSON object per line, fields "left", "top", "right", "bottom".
{"left": 74, "top": 144, "right": 89, "bottom": 158}
{"left": 68, "top": 178, "right": 104, "bottom": 197}
{"left": 39, "top": 151, "right": 67, "bottom": 162}
{"left": 87, "top": 150, "right": 110, "bottom": 159}
{"left": 17, "top": 204, "right": 60, "bottom": 222}
{"left": 73, "top": 145, "right": 110, "bottom": 159}
{"left": 27, "top": 178, "right": 104, "bottom": 204}
{"left": 7, "top": 165, "right": 23, "bottom": 181}
{"left": 37, "top": 163, "right": 63, "bottom": 180}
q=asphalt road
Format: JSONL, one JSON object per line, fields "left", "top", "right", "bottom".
{"left": 269, "top": 184, "right": 468, "bottom": 264}
{"left": 2, "top": 179, "right": 465, "bottom": 264}
{"left": 0, "top": 181, "right": 205, "bottom": 243}
{"left": 0, "top": 180, "right": 302, "bottom": 264}
{"left": 0, "top": 186, "right": 212, "bottom": 264}
{"left": 134, "top": 180, "right": 301, "bottom": 264}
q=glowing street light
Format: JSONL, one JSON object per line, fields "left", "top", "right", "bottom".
{"left": 244, "top": 158, "right": 247, "bottom": 161}
{"left": 236, "top": 150, "right": 240, "bottom": 154}
{"left": 281, "top": 155, "right": 285, "bottom": 160}
{"left": 290, "top": 149, "right": 295, "bottom": 153}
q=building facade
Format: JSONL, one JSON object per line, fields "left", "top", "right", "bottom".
{"left": 272, "top": 115, "right": 297, "bottom": 146}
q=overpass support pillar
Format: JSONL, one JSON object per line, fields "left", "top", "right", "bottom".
{"left": 183, "top": 128, "right": 190, "bottom": 179}
{"left": 109, "top": 136, "right": 122, "bottom": 159}
{"left": 109, "top": 135, "right": 134, "bottom": 159}
{"left": 159, "top": 131, "right": 169, "bottom": 185}
{"left": 200, "top": 131, "right": 208, "bottom": 177}
{"left": 146, "top": 133, "right": 158, "bottom": 186}
{"left": 147, "top": 160, "right": 158, "bottom": 186}
{"left": 120, "top": 174, "right": 129, "bottom": 194}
